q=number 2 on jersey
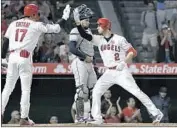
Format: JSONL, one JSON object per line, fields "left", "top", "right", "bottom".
{"left": 15, "top": 29, "right": 27, "bottom": 42}
{"left": 114, "top": 53, "right": 120, "bottom": 61}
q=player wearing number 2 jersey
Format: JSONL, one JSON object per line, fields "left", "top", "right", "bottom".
{"left": 73, "top": 8, "right": 163, "bottom": 125}
{"left": 1, "top": 4, "right": 71, "bottom": 125}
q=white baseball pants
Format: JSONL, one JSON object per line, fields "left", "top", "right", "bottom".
{"left": 2, "top": 53, "right": 32, "bottom": 118}
{"left": 91, "top": 68, "right": 160, "bottom": 120}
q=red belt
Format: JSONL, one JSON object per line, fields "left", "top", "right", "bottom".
{"left": 9, "top": 50, "right": 30, "bottom": 58}
{"left": 108, "top": 66, "right": 117, "bottom": 70}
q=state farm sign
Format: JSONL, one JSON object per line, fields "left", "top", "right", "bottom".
{"left": 97, "top": 63, "right": 177, "bottom": 75}
{"left": 139, "top": 64, "right": 177, "bottom": 74}
{"left": 128, "top": 64, "right": 177, "bottom": 75}
{"left": 33, "top": 66, "right": 47, "bottom": 74}
{"left": 1, "top": 63, "right": 177, "bottom": 75}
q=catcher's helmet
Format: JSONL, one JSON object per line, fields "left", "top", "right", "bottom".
{"left": 75, "top": 4, "right": 94, "bottom": 20}
{"left": 97, "top": 18, "right": 111, "bottom": 30}
{"left": 24, "top": 4, "right": 39, "bottom": 17}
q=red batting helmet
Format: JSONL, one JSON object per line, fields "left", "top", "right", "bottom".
{"left": 97, "top": 18, "right": 111, "bottom": 30}
{"left": 24, "top": 4, "right": 39, "bottom": 17}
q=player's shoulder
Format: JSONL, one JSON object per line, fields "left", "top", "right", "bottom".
{"left": 113, "top": 34, "right": 128, "bottom": 43}
{"left": 70, "top": 27, "right": 79, "bottom": 34}
{"left": 30, "top": 21, "right": 43, "bottom": 27}
{"left": 93, "top": 34, "right": 103, "bottom": 39}
{"left": 113, "top": 34, "right": 126, "bottom": 40}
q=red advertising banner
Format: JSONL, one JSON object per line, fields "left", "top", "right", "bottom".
{"left": 1, "top": 63, "right": 177, "bottom": 75}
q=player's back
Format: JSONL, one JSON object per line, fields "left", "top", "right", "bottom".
{"left": 7, "top": 18, "right": 35, "bottom": 52}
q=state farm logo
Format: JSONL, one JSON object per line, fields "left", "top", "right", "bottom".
{"left": 128, "top": 64, "right": 139, "bottom": 74}
{"left": 139, "top": 64, "right": 177, "bottom": 74}
{"left": 54, "top": 64, "right": 67, "bottom": 73}
{"left": 33, "top": 66, "right": 47, "bottom": 73}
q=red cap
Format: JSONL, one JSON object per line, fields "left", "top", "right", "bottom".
{"left": 24, "top": 4, "right": 39, "bottom": 17}
{"left": 97, "top": 18, "right": 111, "bottom": 30}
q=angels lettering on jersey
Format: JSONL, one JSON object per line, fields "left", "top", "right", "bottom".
{"left": 93, "top": 34, "right": 132, "bottom": 67}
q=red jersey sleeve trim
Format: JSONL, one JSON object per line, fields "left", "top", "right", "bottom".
{"left": 127, "top": 47, "right": 137, "bottom": 57}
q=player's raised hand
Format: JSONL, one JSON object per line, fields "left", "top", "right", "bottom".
{"left": 62, "top": 4, "right": 71, "bottom": 20}
{"left": 73, "top": 8, "right": 80, "bottom": 23}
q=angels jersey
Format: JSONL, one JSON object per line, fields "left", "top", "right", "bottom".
{"left": 92, "top": 34, "right": 132, "bottom": 67}
{"left": 5, "top": 18, "right": 60, "bottom": 57}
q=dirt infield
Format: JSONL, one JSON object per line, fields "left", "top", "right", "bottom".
{"left": 2, "top": 123, "right": 177, "bottom": 127}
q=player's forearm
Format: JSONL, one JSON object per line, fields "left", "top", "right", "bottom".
{"left": 43, "top": 23, "right": 61, "bottom": 33}
{"left": 2, "top": 37, "right": 9, "bottom": 59}
{"left": 76, "top": 25, "right": 93, "bottom": 41}
{"left": 69, "top": 41, "right": 86, "bottom": 59}
{"left": 56, "top": 18, "right": 66, "bottom": 29}
{"left": 125, "top": 52, "right": 134, "bottom": 64}
{"left": 125, "top": 47, "right": 137, "bottom": 63}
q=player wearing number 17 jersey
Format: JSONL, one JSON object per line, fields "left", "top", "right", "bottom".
{"left": 73, "top": 8, "right": 163, "bottom": 125}
{"left": 1, "top": 4, "right": 71, "bottom": 125}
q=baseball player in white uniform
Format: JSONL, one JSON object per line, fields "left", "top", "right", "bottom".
{"left": 1, "top": 4, "right": 71, "bottom": 125}
{"left": 69, "top": 5, "right": 97, "bottom": 123}
{"left": 73, "top": 9, "right": 164, "bottom": 125}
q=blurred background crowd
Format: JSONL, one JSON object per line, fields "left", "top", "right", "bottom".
{"left": 1, "top": 0, "right": 177, "bottom": 64}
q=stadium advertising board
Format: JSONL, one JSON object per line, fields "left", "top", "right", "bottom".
{"left": 1, "top": 63, "right": 177, "bottom": 75}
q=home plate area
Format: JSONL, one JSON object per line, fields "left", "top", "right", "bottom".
{"left": 2, "top": 123, "right": 177, "bottom": 127}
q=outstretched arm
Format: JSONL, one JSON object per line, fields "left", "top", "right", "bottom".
{"left": 73, "top": 8, "right": 93, "bottom": 41}
{"left": 76, "top": 24, "right": 93, "bottom": 41}
{"left": 56, "top": 4, "right": 71, "bottom": 28}
{"left": 37, "top": 5, "right": 71, "bottom": 33}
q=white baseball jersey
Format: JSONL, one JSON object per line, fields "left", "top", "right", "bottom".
{"left": 90, "top": 34, "right": 161, "bottom": 122}
{"left": 2, "top": 18, "right": 61, "bottom": 120}
{"left": 5, "top": 18, "right": 60, "bottom": 61}
{"left": 92, "top": 34, "right": 132, "bottom": 67}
